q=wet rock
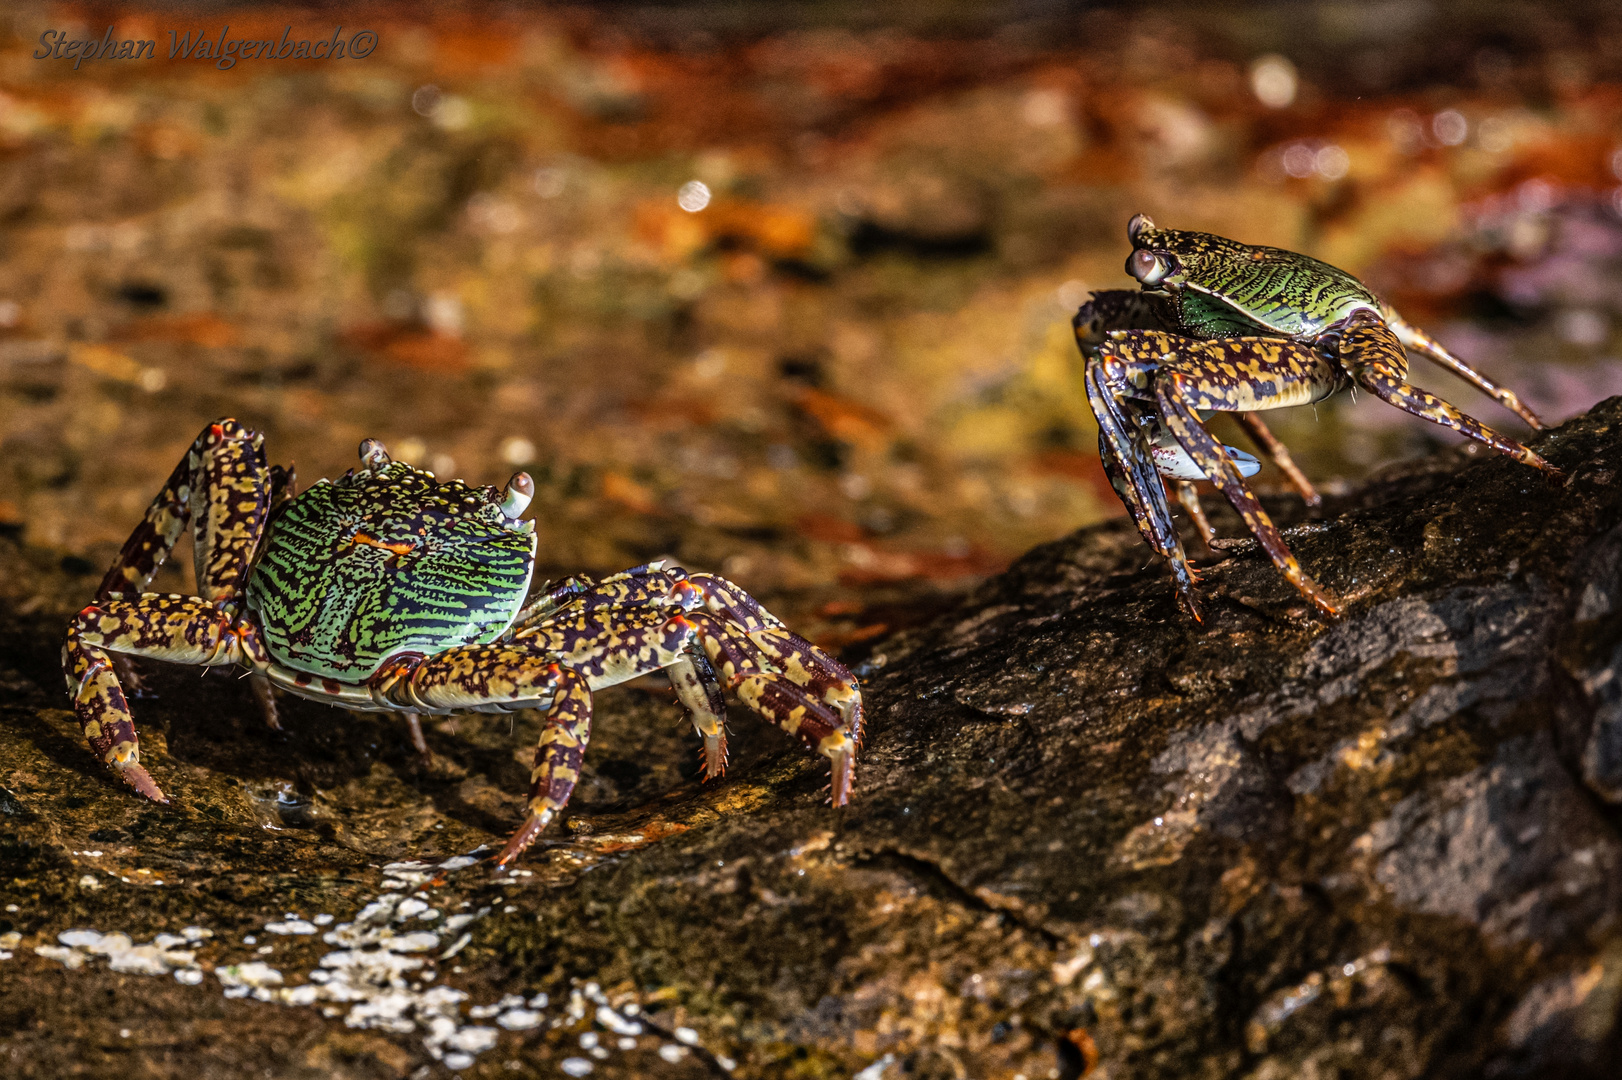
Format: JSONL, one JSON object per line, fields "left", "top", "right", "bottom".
{"left": 4, "top": 400, "right": 1622, "bottom": 1078}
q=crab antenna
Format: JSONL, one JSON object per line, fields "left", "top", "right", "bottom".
{"left": 358, "top": 438, "right": 392, "bottom": 471}
{"left": 499, "top": 472, "right": 534, "bottom": 518}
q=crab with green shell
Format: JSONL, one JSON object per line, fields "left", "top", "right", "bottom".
{"left": 1073, "top": 214, "right": 1561, "bottom": 621}
{"left": 63, "top": 420, "right": 864, "bottom": 868}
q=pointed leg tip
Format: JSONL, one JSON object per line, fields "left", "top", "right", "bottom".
{"left": 117, "top": 763, "right": 168, "bottom": 804}
{"left": 1310, "top": 592, "right": 1342, "bottom": 619}
{"left": 829, "top": 748, "right": 855, "bottom": 807}
{"left": 493, "top": 813, "right": 550, "bottom": 871}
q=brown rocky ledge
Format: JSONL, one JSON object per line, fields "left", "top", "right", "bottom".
{"left": 5, "top": 399, "right": 1622, "bottom": 1079}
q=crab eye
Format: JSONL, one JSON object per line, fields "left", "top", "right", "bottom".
{"left": 498, "top": 472, "right": 534, "bottom": 518}
{"left": 1127, "top": 213, "right": 1155, "bottom": 242}
{"left": 358, "top": 439, "right": 392, "bottom": 471}
{"left": 1126, "top": 248, "right": 1172, "bottom": 287}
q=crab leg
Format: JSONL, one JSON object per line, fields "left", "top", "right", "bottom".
{"left": 1077, "top": 292, "right": 1321, "bottom": 526}
{"left": 65, "top": 420, "right": 277, "bottom": 796}
{"left": 406, "top": 603, "right": 860, "bottom": 858}
{"left": 1336, "top": 316, "right": 1563, "bottom": 479}
{"left": 676, "top": 611, "right": 859, "bottom": 806}
{"left": 1233, "top": 412, "right": 1322, "bottom": 507}
{"left": 1384, "top": 308, "right": 1545, "bottom": 430}
{"left": 667, "top": 652, "right": 729, "bottom": 778}
{"left": 96, "top": 420, "right": 271, "bottom": 601}
{"left": 64, "top": 595, "right": 264, "bottom": 800}
{"left": 675, "top": 572, "right": 863, "bottom": 738}
{"left": 1095, "top": 330, "right": 1344, "bottom": 616}
{"left": 515, "top": 602, "right": 860, "bottom": 769}
{"left": 512, "top": 562, "right": 680, "bottom": 630}
{"left": 1084, "top": 348, "right": 1202, "bottom": 618}
{"left": 1175, "top": 482, "right": 1218, "bottom": 549}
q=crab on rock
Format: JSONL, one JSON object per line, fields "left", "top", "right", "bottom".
{"left": 63, "top": 420, "right": 864, "bottom": 867}
{"left": 1073, "top": 214, "right": 1561, "bottom": 621}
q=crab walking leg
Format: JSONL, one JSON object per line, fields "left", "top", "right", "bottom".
{"left": 190, "top": 425, "right": 272, "bottom": 603}
{"left": 1157, "top": 377, "right": 1337, "bottom": 615}
{"left": 1336, "top": 317, "right": 1563, "bottom": 479}
{"left": 675, "top": 572, "right": 863, "bottom": 738}
{"left": 499, "top": 670, "right": 593, "bottom": 867}
{"left": 249, "top": 672, "right": 282, "bottom": 731}
{"left": 678, "top": 612, "right": 859, "bottom": 805}
{"left": 1175, "top": 482, "right": 1218, "bottom": 549}
{"left": 667, "top": 652, "right": 729, "bottom": 778}
{"left": 1384, "top": 309, "right": 1545, "bottom": 430}
{"left": 741, "top": 625, "right": 865, "bottom": 744}
{"left": 512, "top": 562, "right": 683, "bottom": 630}
{"left": 1084, "top": 353, "right": 1203, "bottom": 618}
{"left": 517, "top": 601, "right": 862, "bottom": 774}
{"left": 1234, "top": 412, "right": 1322, "bottom": 507}
{"left": 1096, "top": 429, "right": 1158, "bottom": 542}
{"left": 510, "top": 602, "right": 737, "bottom": 777}
{"left": 63, "top": 595, "right": 262, "bottom": 800}
{"left": 1110, "top": 330, "right": 1342, "bottom": 615}
{"left": 95, "top": 420, "right": 270, "bottom": 601}
{"left": 396, "top": 712, "right": 432, "bottom": 763}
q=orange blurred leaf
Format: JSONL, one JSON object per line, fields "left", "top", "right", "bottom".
{"left": 795, "top": 387, "right": 892, "bottom": 448}
{"left": 121, "top": 313, "right": 239, "bottom": 348}
{"left": 601, "top": 471, "right": 659, "bottom": 514}
{"left": 341, "top": 323, "right": 470, "bottom": 372}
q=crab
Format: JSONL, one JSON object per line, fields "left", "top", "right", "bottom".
{"left": 1073, "top": 214, "right": 1561, "bottom": 621}
{"left": 63, "top": 420, "right": 863, "bottom": 867}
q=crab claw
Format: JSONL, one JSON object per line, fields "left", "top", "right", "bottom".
{"left": 115, "top": 760, "right": 169, "bottom": 804}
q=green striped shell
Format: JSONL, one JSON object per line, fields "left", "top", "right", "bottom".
{"left": 1131, "top": 221, "right": 1381, "bottom": 340}
{"left": 246, "top": 461, "right": 536, "bottom": 681}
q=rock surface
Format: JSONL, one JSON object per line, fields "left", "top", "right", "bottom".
{"left": 5, "top": 399, "right": 1622, "bottom": 1079}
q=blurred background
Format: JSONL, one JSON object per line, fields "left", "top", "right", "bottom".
{"left": 2, "top": 0, "right": 1621, "bottom": 640}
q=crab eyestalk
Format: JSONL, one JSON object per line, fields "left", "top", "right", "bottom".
{"left": 358, "top": 438, "right": 392, "bottom": 472}
{"left": 498, "top": 472, "right": 534, "bottom": 519}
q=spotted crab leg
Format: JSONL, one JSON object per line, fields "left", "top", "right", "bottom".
{"left": 1337, "top": 314, "right": 1562, "bottom": 479}
{"left": 397, "top": 645, "right": 596, "bottom": 867}
{"left": 674, "top": 572, "right": 863, "bottom": 740}
{"left": 64, "top": 596, "right": 268, "bottom": 800}
{"left": 1077, "top": 293, "right": 1319, "bottom": 547}
{"left": 405, "top": 595, "right": 861, "bottom": 865}
{"left": 1083, "top": 343, "right": 1203, "bottom": 618}
{"left": 1384, "top": 307, "right": 1545, "bottom": 430}
{"left": 1096, "top": 330, "right": 1344, "bottom": 616}
{"left": 674, "top": 611, "right": 860, "bottom": 806}
{"left": 667, "top": 652, "right": 730, "bottom": 778}
{"left": 511, "top": 562, "right": 679, "bottom": 630}
{"left": 64, "top": 420, "right": 274, "bottom": 798}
